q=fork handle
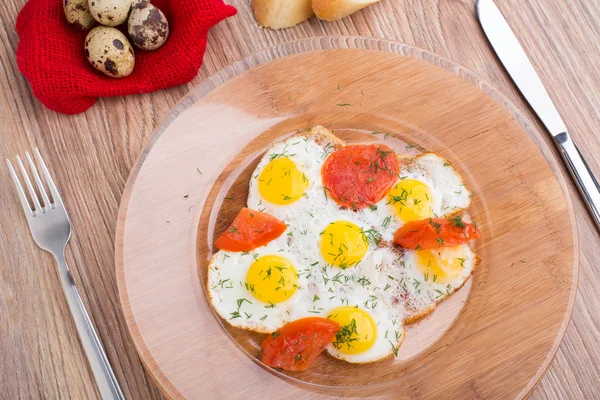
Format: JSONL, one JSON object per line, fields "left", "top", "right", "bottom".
{"left": 54, "top": 253, "right": 125, "bottom": 400}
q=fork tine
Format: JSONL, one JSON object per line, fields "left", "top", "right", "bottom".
{"left": 34, "top": 148, "right": 63, "bottom": 205}
{"left": 16, "top": 155, "right": 43, "bottom": 213}
{"left": 6, "top": 159, "right": 34, "bottom": 217}
{"left": 26, "top": 151, "right": 51, "bottom": 209}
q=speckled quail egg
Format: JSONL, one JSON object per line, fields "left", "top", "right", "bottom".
{"left": 128, "top": 2, "right": 169, "bottom": 50}
{"left": 85, "top": 26, "right": 135, "bottom": 78}
{"left": 64, "top": 0, "right": 96, "bottom": 31}
{"left": 89, "top": 0, "right": 132, "bottom": 27}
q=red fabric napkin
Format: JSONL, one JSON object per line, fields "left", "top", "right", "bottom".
{"left": 16, "top": 0, "right": 236, "bottom": 114}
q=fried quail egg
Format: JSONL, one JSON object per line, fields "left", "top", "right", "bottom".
{"left": 395, "top": 244, "right": 479, "bottom": 322}
{"left": 288, "top": 243, "right": 407, "bottom": 363}
{"left": 247, "top": 126, "right": 344, "bottom": 217}
{"left": 210, "top": 126, "right": 481, "bottom": 367}
{"left": 357, "top": 153, "right": 472, "bottom": 242}
{"left": 208, "top": 234, "right": 313, "bottom": 333}
{"left": 326, "top": 304, "right": 404, "bottom": 363}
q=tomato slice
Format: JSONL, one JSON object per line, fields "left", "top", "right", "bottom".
{"left": 322, "top": 144, "right": 400, "bottom": 210}
{"left": 260, "top": 317, "right": 340, "bottom": 371}
{"left": 394, "top": 216, "right": 481, "bottom": 250}
{"left": 214, "top": 208, "right": 287, "bottom": 252}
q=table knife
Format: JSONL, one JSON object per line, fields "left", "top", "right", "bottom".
{"left": 477, "top": 0, "right": 600, "bottom": 231}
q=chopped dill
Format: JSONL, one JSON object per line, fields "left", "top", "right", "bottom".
{"left": 332, "top": 319, "right": 358, "bottom": 351}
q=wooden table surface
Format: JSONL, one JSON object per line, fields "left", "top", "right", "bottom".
{"left": 1, "top": 0, "right": 599, "bottom": 398}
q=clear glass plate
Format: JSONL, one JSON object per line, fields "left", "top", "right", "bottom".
{"left": 116, "top": 37, "right": 577, "bottom": 399}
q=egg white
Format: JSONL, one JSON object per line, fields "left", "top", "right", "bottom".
{"left": 409, "top": 153, "right": 472, "bottom": 214}
{"left": 324, "top": 301, "right": 405, "bottom": 364}
{"left": 247, "top": 127, "right": 344, "bottom": 220}
{"left": 207, "top": 234, "right": 313, "bottom": 333}
{"left": 288, "top": 245, "right": 408, "bottom": 363}
{"left": 395, "top": 244, "right": 479, "bottom": 322}
{"left": 210, "top": 126, "right": 480, "bottom": 364}
{"left": 353, "top": 153, "right": 472, "bottom": 241}
{"left": 320, "top": 247, "right": 407, "bottom": 363}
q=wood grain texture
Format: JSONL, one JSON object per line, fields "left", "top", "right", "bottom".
{"left": 0, "top": 0, "right": 598, "bottom": 399}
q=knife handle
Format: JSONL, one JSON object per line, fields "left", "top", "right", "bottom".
{"left": 555, "top": 132, "right": 600, "bottom": 230}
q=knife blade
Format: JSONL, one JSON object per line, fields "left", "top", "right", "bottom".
{"left": 477, "top": 0, "right": 600, "bottom": 231}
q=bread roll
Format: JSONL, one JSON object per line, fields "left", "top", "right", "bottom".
{"left": 312, "top": 0, "right": 381, "bottom": 21}
{"left": 252, "top": 0, "right": 314, "bottom": 29}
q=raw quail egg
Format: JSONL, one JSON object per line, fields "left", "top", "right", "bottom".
{"left": 85, "top": 26, "right": 135, "bottom": 78}
{"left": 89, "top": 0, "right": 132, "bottom": 27}
{"left": 64, "top": 0, "right": 96, "bottom": 31}
{"left": 128, "top": 2, "right": 169, "bottom": 50}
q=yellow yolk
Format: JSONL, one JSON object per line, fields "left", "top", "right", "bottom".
{"left": 320, "top": 221, "right": 368, "bottom": 269}
{"left": 416, "top": 248, "right": 465, "bottom": 284}
{"left": 388, "top": 179, "right": 433, "bottom": 223}
{"left": 328, "top": 306, "right": 377, "bottom": 354}
{"left": 258, "top": 157, "right": 308, "bottom": 205}
{"left": 246, "top": 255, "right": 298, "bottom": 304}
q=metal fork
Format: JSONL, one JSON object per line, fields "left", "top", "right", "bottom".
{"left": 7, "top": 149, "right": 124, "bottom": 400}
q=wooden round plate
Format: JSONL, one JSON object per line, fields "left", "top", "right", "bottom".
{"left": 116, "top": 37, "right": 578, "bottom": 399}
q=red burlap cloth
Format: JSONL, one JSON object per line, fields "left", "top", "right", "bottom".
{"left": 16, "top": 0, "right": 236, "bottom": 114}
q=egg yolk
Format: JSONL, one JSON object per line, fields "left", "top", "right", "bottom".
{"left": 258, "top": 157, "right": 308, "bottom": 205}
{"left": 320, "top": 221, "right": 368, "bottom": 269}
{"left": 246, "top": 255, "right": 298, "bottom": 304}
{"left": 416, "top": 247, "right": 465, "bottom": 284}
{"left": 328, "top": 306, "right": 377, "bottom": 354}
{"left": 387, "top": 179, "right": 433, "bottom": 223}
